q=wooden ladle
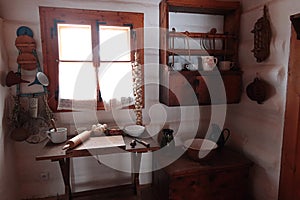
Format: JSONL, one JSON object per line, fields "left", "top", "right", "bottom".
{"left": 50, "top": 119, "right": 57, "bottom": 132}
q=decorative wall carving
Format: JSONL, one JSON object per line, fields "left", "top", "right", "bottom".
{"left": 251, "top": 5, "right": 272, "bottom": 62}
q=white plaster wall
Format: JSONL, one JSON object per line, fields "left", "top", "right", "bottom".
{"left": 225, "top": 0, "right": 300, "bottom": 199}
{"left": 0, "top": 18, "right": 18, "bottom": 200}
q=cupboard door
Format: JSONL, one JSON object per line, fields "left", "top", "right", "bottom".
{"left": 196, "top": 72, "right": 242, "bottom": 104}
{"left": 168, "top": 72, "right": 199, "bottom": 106}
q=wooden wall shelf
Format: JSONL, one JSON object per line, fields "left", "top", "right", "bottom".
{"left": 168, "top": 49, "right": 234, "bottom": 56}
{"left": 159, "top": 0, "right": 242, "bottom": 106}
{"left": 169, "top": 31, "right": 237, "bottom": 39}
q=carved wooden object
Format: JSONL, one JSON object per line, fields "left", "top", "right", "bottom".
{"left": 251, "top": 5, "right": 272, "bottom": 62}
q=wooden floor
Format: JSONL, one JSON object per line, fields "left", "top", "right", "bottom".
{"left": 35, "top": 185, "right": 156, "bottom": 200}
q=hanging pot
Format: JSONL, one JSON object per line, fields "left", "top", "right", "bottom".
{"left": 5, "top": 71, "right": 30, "bottom": 87}
{"left": 246, "top": 77, "right": 267, "bottom": 104}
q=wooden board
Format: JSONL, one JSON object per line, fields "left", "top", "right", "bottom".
{"left": 74, "top": 136, "right": 125, "bottom": 151}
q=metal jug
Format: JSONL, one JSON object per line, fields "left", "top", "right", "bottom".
{"left": 208, "top": 124, "right": 230, "bottom": 148}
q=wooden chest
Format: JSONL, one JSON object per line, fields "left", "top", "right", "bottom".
{"left": 153, "top": 148, "right": 252, "bottom": 200}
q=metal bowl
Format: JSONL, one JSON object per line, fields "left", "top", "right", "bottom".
{"left": 183, "top": 138, "right": 218, "bottom": 162}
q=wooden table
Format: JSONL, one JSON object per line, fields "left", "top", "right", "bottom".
{"left": 36, "top": 133, "right": 160, "bottom": 200}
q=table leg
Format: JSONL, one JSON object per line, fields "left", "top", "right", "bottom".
{"left": 58, "top": 158, "right": 72, "bottom": 200}
{"left": 131, "top": 152, "right": 142, "bottom": 198}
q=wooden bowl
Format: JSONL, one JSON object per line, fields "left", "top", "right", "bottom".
{"left": 183, "top": 138, "right": 218, "bottom": 162}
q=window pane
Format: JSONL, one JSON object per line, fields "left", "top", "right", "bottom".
{"left": 99, "top": 26, "right": 131, "bottom": 61}
{"left": 98, "top": 62, "right": 134, "bottom": 102}
{"left": 59, "top": 62, "right": 97, "bottom": 100}
{"left": 58, "top": 24, "right": 92, "bottom": 61}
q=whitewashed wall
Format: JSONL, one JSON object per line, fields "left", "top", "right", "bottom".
{"left": 225, "top": 0, "right": 300, "bottom": 199}
{"left": 0, "top": 18, "right": 18, "bottom": 200}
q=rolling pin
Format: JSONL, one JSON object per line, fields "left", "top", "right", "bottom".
{"left": 62, "top": 130, "right": 92, "bottom": 150}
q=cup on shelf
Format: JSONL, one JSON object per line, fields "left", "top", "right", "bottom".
{"left": 173, "top": 62, "right": 183, "bottom": 71}
{"left": 219, "top": 61, "right": 235, "bottom": 71}
{"left": 186, "top": 63, "right": 198, "bottom": 71}
{"left": 201, "top": 56, "right": 218, "bottom": 71}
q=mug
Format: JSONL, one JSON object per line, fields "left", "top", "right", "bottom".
{"left": 201, "top": 56, "right": 218, "bottom": 71}
{"left": 173, "top": 62, "right": 183, "bottom": 71}
{"left": 219, "top": 61, "right": 235, "bottom": 71}
{"left": 47, "top": 127, "right": 67, "bottom": 143}
{"left": 186, "top": 63, "right": 198, "bottom": 71}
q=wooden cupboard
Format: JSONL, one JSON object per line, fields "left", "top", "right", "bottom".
{"left": 159, "top": 0, "right": 242, "bottom": 106}
{"left": 153, "top": 148, "right": 252, "bottom": 200}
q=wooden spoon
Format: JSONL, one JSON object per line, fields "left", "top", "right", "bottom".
{"left": 50, "top": 119, "right": 57, "bottom": 132}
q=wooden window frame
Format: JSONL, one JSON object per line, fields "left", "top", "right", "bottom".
{"left": 39, "top": 7, "right": 144, "bottom": 112}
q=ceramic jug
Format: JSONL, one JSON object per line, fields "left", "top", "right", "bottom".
{"left": 160, "top": 128, "right": 174, "bottom": 147}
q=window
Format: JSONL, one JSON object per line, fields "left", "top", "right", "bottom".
{"left": 39, "top": 7, "right": 144, "bottom": 112}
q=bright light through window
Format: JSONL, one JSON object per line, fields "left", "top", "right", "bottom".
{"left": 58, "top": 24, "right": 92, "bottom": 61}
{"left": 98, "top": 25, "right": 134, "bottom": 106}
{"left": 98, "top": 62, "right": 134, "bottom": 101}
{"left": 99, "top": 26, "right": 131, "bottom": 61}
{"left": 40, "top": 7, "right": 144, "bottom": 111}
{"left": 56, "top": 23, "right": 134, "bottom": 109}
{"left": 59, "top": 62, "right": 97, "bottom": 100}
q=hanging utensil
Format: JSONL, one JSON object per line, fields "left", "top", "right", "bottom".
{"left": 50, "top": 119, "right": 57, "bottom": 132}
{"left": 171, "top": 27, "right": 176, "bottom": 67}
{"left": 185, "top": 32, "right": 191, "bottom": 64}
{"left": 10, "top": 96, "right": 30, "bottom": 141}
{"left": 224, "top": 34, "right": 228, "bottom": 61}
{"left": 29, "top": 97, "right": 38, "bottom": 118}
{"left": 16, "top": 26, "right": 34, "bottom": 37}
{"left": 209, "top": 28, "right": 217, "bottom": 56}
{"left": 15, "top": 35, "right": 36, "bottom": 53}
{"left": 17, "top": 53, "right": 37, "bottom": 71}
{"left": 28, "top": 72, "right": 49, "bottom": 87}
{"left": 246, "top": 77, "right": 267, "bottom": 104}
{"left": 5, "top": 71, "right": 30, "bottom": 87}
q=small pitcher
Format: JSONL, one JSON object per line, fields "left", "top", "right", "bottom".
{"left": 201, "top": 56, "right": 218, "bottom": 71}
{"left": 207, "top": 124, "right": 230, "bottom": 148}
{"left": 160, "top": 128, "right": 174, "bottom": 147}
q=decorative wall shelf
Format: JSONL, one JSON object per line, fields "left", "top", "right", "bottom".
{"left": 159, "top": 0, "right": 242, "bottom": 106}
